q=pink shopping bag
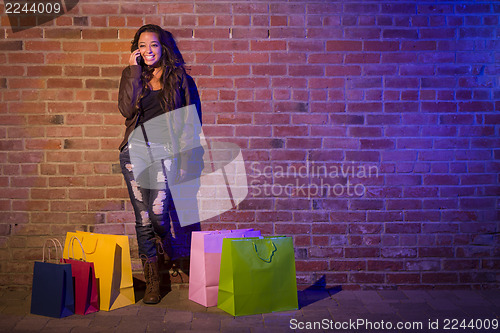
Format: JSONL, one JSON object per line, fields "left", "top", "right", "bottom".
{"left": 188, "top": 229, "right": 261, "bottom": 307}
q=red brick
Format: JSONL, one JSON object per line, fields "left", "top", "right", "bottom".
{"left": 350, "top": 199, "right": 384, "bottom": 210}
{"left": 252, "top": 65, "right": 287, "bottom": 76}
{"left": 422, "top": 273, "right": 458, "bottom": 284}
{"left": 443, "top": 259, "right": 480, "bottom": 271}
{"left": 386, "top": 223, "right": 421, "bottom": 234}
{"left": 406, "top": 211, "right": 441, "bottom": 222}
{"left": 309, "top": 247, "right": 343, "bottom": 258}
{"left": 350, "top": 272, "right": 384, "bottom": 283}
{"left": 312, "top": 236, "right": 328, "bottom": 246}
{"left": 360, "top": 139, "right": 395, "bottom": 149}
{"left": 387, "top": 199, "right": 422, "bottom": 210}
{"left": 367, "top": 260, "right": 404, "bottom": 271}
{"left": 458, "top": 101, "right": 494, "bottom": 112}
{"left": 91, "top": 224, "right": 126, "bottom": 235}
{"left": 402, "top": 41, "right": 437, "bottom": 51}
{"left": 315, "top": 199, "right": 349, "bottom": 211}
{"left": 219, "top": 211, "right": 255, "bottom": 223}
{"left": 343, "top": 26, "right": 381, "bottom": 39}
{"left": 294, "top": 235, "right": 311, "bottom": 247}
{"left": 459, "top": 272, "right": 497, "bottom": 284}
{"left": 384, "top": 102, "right": 419, "bottom": 113}
{"left": 326, "top": 41, "right": 362, "bottom": 51}
{"left": 275, "top": 223, "right": 311, "bottom": 235}
{"left": 330, "top": 260, "right": 366, "bottom": 271}
{"left": 269, "top": 27, "right": 306, "bottom": 39}
{"left": 460, "top": 198, "right": 496, "bottom": 210}
{"left": 51, "top": 201, "right": 87, "bottom": 212}
{"left": 68, "top": 189, "right": 105, "bottom": 200}
{"left": 296, "top": 260, "right": 328, "bottom": 272}
{"left": 345, "top": 247, "right": 380, "bottom": 258}
{"left": 482, "top": 260, "right": 500, "bottom": 270}
{"left": 419, "top": 247, "right": 454, "bottom": 258}
{"left": 312, "top": 223, "right": 347, "bottom": 234}
{"left": 403, "top": 260, "right": 439, "bottom": 272}
{"left": 458, "top": 126, "right": 495, "bottom": 137}
{"left": 255, "top": 211, "right": 291, "bottom": 223}
{"left": 293, "top": 212, "right": 329, "bottom": 223}
{"left": 31, "top": 212, "right": 68, "bottom": 224}
{"left": 381, "top": 52, "right": 419, "bottom": 64}
{"left": 381, "top": 248, "right": 417, "bottom": 258}
{"left": 387, "top": 273, "right": 420, "bottom": 284}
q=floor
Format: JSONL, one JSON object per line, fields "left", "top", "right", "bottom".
{"left": 0, "top": 285, "right": 499, "bottom": 333}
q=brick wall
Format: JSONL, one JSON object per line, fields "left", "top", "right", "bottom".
{"left": 0, "top": 0, "right": 498, "bottom": 289}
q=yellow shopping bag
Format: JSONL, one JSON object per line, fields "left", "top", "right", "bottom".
{"left": 62, "top": 231, "right": 135, "bottom": 311}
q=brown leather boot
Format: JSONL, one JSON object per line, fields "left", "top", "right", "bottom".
{"left": 141, "top": 256, "right": 161, "bottom": 304}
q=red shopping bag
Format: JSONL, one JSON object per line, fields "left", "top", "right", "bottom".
{"left": 62, "top": 236, "right": 99, "bottom": 315}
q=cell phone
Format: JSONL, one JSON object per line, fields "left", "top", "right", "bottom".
{"left": 136, "top": 54, "right": 145, "bottom": 67}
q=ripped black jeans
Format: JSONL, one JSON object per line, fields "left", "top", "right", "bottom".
{"left": 119, "top": 141, "right": 176, "bottom": 258}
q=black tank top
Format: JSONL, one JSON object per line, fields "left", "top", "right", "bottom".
{"left": 138, "top": 89, "right": 164, "bottom": 125}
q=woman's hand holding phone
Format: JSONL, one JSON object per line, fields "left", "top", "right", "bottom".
{"left": 129, "top": 49, "right": 143, "bottom": 66}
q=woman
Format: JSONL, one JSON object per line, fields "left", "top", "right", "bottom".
{"left": 118, "top": 24, "right": 202, "bottom": 304}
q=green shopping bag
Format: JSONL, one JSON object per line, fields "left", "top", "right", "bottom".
{"left": 217, "top": 236, "right": 298, "bottom": 316}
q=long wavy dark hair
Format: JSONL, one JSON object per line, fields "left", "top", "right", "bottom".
{"left": 130, "top": 24, "right": 185, "bottom": 112}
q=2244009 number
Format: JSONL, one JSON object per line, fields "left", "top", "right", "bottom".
{"left": 443, "top": 319, "right": 498, "bottom": 330}
{"left": 5, "top": 2, "right": 62, "bottom": 15}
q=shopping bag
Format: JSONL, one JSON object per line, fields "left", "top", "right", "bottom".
{"left": 62, "top": 231, "right": 135, "bottom": 311}
{"left": 188, "top": 229, "right": 261, "bottom": 307}
{"left": 217, "top": 236, "right": 298, "bottom": 316}
{"left": 61, "top": 236, "right": 99, "bottom": 315}
{"left": 30, "top": 239, "right": 75, "bottom": 318}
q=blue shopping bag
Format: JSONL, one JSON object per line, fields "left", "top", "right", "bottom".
{"left": 30, "top": 239, "right": 74, "bottom": 318}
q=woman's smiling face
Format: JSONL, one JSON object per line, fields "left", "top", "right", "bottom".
{"left": 138, "top": 32, "right": 162, "bottom": 66}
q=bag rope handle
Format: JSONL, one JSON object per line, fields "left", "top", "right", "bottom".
{"left": 69, "top": 236, "right": 87, "bottom": 262}
{"left": 42, "top": 239, "right": 57, "bottom": 262}
{"left": 42, "top": 238, "right": 63, "bottom": 262}
{"left": 75, "top": 234, "right": 99, "bottom": 254}
{"left": 252, "top": 240, "right": 277, "bottom": 263}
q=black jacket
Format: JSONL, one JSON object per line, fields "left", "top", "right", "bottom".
{"left": 118, "top": 65, "right": 202, "bottom": 172}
